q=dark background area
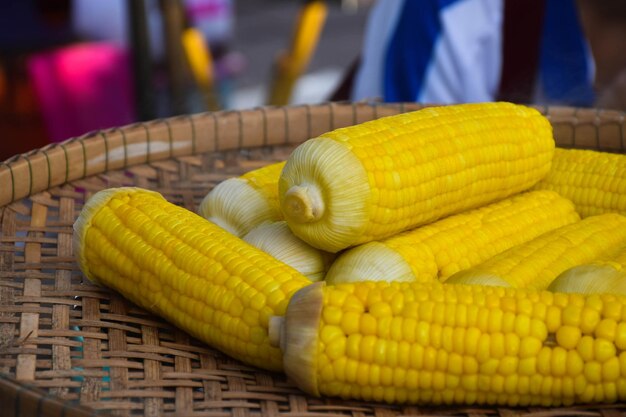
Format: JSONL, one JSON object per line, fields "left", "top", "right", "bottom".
{"left": 0, "top": 0, "right": 371, "bottom": 161}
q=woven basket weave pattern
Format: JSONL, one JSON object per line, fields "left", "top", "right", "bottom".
{"left": 0, "top": 103, "right": 625, "bottom": 417}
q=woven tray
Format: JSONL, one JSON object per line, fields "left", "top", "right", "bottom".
{"left": 1, "top": 102, "right": 625, "bottom": 417}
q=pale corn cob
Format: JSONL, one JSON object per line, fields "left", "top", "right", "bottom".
{"left": 445, "top": 213, "right": 626, "bottom": 290}
{"left": 74, "top": 187, "right": 310, "bottom": 371}
{"left": 243, "top": 221, "right": 334, "bottom": 281}
{"left": 548, "top": 246, "right": 626, "bottom": 295}
{"left": 279, "top": 102, "right": 554, "bottom": 252}
{"left": 271, "top": 281, "right": 626, "bottom": 406}
{"left": 325, "top": 190, "right": 580, "bottom": 284}
{"left": 198, "top": 161, "right": 285, "bottom": 237}
{"left": 532, "top": 147, "right": 626, "bottom": 218}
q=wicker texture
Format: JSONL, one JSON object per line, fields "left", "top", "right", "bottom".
{"left": 0, "top": 102, "right": 625, "bottom": 417}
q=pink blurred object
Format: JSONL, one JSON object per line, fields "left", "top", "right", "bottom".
{"left": 27, "top": 42, "right": 135, "bottom": 142}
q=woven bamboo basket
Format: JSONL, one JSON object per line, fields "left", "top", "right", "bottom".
{"left": 1, "top": 102, "right": 625, "bottom": 417}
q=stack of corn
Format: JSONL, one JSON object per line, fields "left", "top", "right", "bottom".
{"left": 74, "top": 102, "right": 626, "bottom": 407}
{"left": 324, "top": 190, "right": 581, "bottom": 284}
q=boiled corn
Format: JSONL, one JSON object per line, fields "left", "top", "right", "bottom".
{"left": 198, "top": 161, "right": 285, "bottom": 237}
{"left": 74, "top": 187, "right": 311, "bottom": 371}
{"left": 243, "top": 221, "right": 334, "bottom": 281}
{"left": 533, "top": 147, "right": 626, "bottom": 218}
{"left": 272, "top": 280, "right": 626, "bottom": 406}
{"left": 325, "top": 190, "right": 579, "bottom": 284}
{"left": 549, "top": 245, "right": 626, "bottom": 295}
{"left": 446, "top": 213, "right": 626, "bottom": 290}
{"left": 279, "top": 102, "right": 554, "bottom": 252}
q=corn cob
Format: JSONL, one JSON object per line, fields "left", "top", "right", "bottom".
{"left": 278, "top": 102, "right": 554, "bottom": 252}
{"left": 74, "top": 187, "right": 311, "bottom": 371}
{"left": 445, "top": 213, "right": 626, "bottom": 290}
{"left": 325, "top": 190, "right": 580, "bottom": 284}
{"left": 243, "top": 221, "right": 334, "bottom": 282}
{"left": 532, "top": 148, "right": 626, "bottom": 218}
{"left": 271, "top": 280, "right": 626, "bottom": 406}
{"left": 198, "top": 161, "right": 285, "bottom": 237}
{"left": 548, "top": 246, "right": 626, "bottom": 295}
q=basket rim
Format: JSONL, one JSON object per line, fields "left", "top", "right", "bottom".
{"left": 0, "top": 101, "right": 624, "bottom": 209}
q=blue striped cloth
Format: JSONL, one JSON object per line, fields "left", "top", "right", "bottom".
{"left": 351, "top": 0, "right": 595, "bottom": 106}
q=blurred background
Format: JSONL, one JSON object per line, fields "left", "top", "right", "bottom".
{"left": 1, "top": 0, "right": 624, "bottom": 161}
{"left": 0, "top": 0, "right": 371, "bottom": 160}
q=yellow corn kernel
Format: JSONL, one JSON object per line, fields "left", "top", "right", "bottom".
{"left": 279, "top": 102, "right": 554, "bottom": 252}
{"left": 272, "top": 281, "right": 626, "bottom": 406}
{"left": 74, "top": 187, "right": 310, "bottom": 371}
{"left": 243, "top": 221, "right": 334, "bottom": 281}
{"left": 325, "top": 190, "right": 579, "bottom": 284}
{"left": 532, "top": 147, "right": 626, "bottom": 218}
{"left": 594, "top": 338, "right": 617, "bottom": 363}
{"left": 446, "top": 213, "right": 626, "bottom": 290}
{"left": 198, "top": 161, "right": 285, "bottom": 236}
{"left": 556, "top": 326, "right": 582, "bottom": 350}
